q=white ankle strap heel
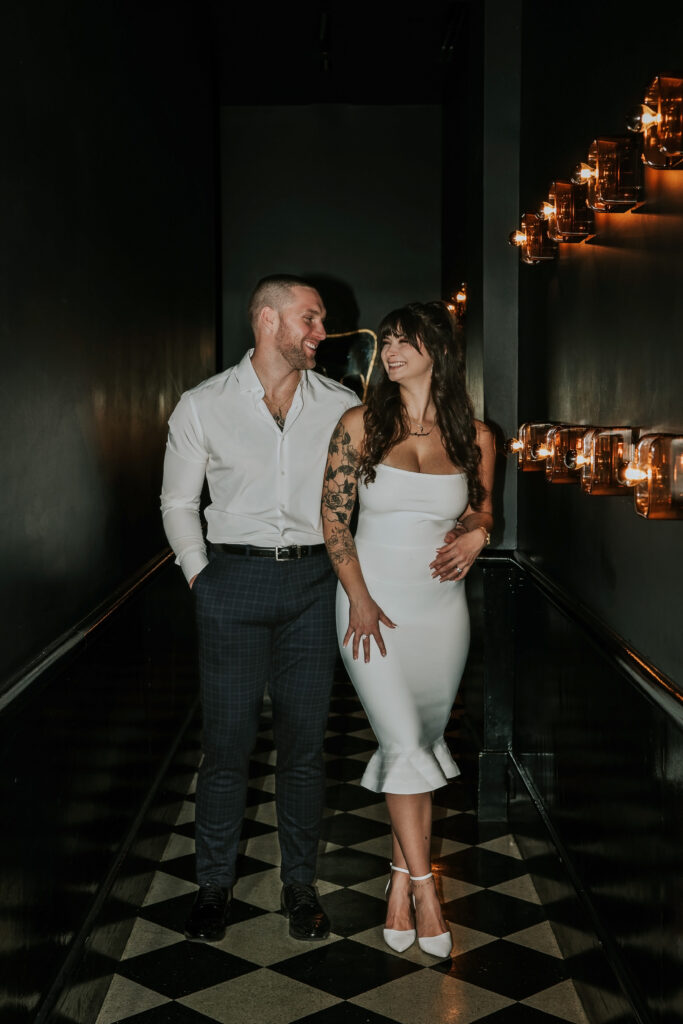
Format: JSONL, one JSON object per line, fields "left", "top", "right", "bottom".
{"left": 383, "top": 864, "right": 416, "bottom": 953}
{"left": 410, "top": 871, "right": 452, "bottom": 959}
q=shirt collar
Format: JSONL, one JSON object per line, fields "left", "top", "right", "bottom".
{"left": 234, "top": 349, "right": 263, "bottom": 395}
{"left": 234, "top": 348, "right": 310, "bottom": 398}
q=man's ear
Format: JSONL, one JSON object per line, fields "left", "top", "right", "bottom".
{"left": 260, "top": 304, "right": 278, "bottom": 334}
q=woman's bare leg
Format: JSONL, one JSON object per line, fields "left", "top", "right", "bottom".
{"left": 385, "top": 792, "right": 448, "bottom": 937}
{"left": 384, "top": 826, "right": 413, "bottom": 931}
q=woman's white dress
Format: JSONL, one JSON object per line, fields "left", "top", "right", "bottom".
{"left": 336, "top": 464, "right": 470, "bottom": 794}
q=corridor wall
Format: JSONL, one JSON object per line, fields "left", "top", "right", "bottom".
{"left": 499, "top": 3, "right": 683, "bottom": 1022}
{"left": 0, "top": 1, "right": 217, "bottom": 1019}
{"left": 0, "top": 0, "right": 217, "bottom": 692}
{"left": 219, "top": 105, "right": 442, "bottom": 368}
{"left": 515, "top": 0, "right": 683, "bottom": 682}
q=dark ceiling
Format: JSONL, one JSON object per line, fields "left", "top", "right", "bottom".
{"left": 205, "top": 1, "right": 476, "bottom": 104}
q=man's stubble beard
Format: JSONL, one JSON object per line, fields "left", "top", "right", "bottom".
{"left": 276, "top": 326, "right": 316, "bottom": 372}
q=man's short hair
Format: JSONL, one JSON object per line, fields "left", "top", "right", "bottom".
{"left": 248, "top": 274, "right": 314, "bottom": 330}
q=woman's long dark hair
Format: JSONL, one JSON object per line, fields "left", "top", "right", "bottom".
{"left": 360, "top": 300, "right": 485, "bottom": 509}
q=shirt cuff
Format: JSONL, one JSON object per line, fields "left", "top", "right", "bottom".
{"left": 178, "top": 549, "right": 209, "bottom": 584}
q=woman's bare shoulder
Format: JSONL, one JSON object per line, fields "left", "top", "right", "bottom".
{"left": 474, "top": 419, "right": 495, "bottom": 451}
{"left": 327, "top": 405, "right": 366, "bottom": 456}
{"left": 339, "top": 404, "right": 367, "bottom": 441}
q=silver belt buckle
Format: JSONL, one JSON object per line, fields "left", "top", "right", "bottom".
{"left": 275, "top": 545, "right": 302, "bottom": 561}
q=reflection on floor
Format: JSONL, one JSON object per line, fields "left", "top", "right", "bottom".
{"left": 95, "top": 679, "right": 590, "bottom": 1024}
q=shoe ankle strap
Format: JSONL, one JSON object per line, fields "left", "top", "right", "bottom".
{"left": 390, "top": 863, "right": 410, "bottom": 875}
{"left": 409, "top": 872, "right": 433, "bottom": 882}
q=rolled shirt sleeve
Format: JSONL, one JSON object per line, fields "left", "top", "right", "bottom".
{"left": 160, "top": 396, "right": 210, "bottom": 583}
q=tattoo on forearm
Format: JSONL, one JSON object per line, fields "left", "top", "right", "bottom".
{"left": 322, "top": 421, "right": 362, "bottom": 572}
{"left": 325, "top": 525, "right": 359, "bottom": 572}
{"left": 322, "top": 422, "right": 360, "bottom": 525}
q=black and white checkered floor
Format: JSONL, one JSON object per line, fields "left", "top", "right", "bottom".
{"left": 94, "top": 679, "right": 590, "bottom": 1024}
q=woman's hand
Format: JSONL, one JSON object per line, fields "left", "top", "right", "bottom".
{"left": 429, "top": 525, "right": 487, "bottom": 582}
{"left": 344, "top": 595, "right": 397, "bottom": 662}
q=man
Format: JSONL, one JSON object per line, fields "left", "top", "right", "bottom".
{"left": 160, "top": 274, "right": 360, "bottom": 942}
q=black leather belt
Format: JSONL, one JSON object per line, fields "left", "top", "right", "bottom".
{"left": 212, "top": 543, "right": 327, "bottom": 561}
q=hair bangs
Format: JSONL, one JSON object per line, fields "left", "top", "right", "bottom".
{"left": 377, "top": 306, "right": 423, "bottom": 351}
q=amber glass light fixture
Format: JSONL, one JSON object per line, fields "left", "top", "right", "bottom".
{"left": 541, "top": 181, "right": 594, "bottom": 242}
{"left": 623, "top": 434, "right": 683, "bottom": 519}
{"left": 446, "top": 283, "right": 468, "bottom": 321}
{"left": 508, "top": 213, "right": 557, "bottom": 264}
{"left": 504, "top": 422, "right": 558, "bottom": 471}
{"left": 545, "top": 425, "right": 592, "bottom": 484}
{"left": 628, "top": 75, "right": 683, "bottom": 169}
{"left": 579, "top": 427, "right": 638, "bottom": 494}
{"left": 572, "top": 136, "right": 644, "bottom": 211}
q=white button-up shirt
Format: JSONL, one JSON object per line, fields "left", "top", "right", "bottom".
{"left": 160, "top": 349, "right": 360, "bottom": 581}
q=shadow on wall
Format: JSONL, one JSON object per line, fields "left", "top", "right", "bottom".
{"left": 304, "top": 273, "right": 374, "bottom": 401}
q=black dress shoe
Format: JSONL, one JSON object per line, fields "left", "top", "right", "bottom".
{"left": 281, "top": 883, "right": 330, "bottom": 940}
{"left": 185, "top": 884, "right": 230, "bottom": 941}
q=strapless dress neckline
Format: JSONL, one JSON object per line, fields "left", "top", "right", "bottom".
{"left": 377, "top": 463, "right": 465, "bottom": 479}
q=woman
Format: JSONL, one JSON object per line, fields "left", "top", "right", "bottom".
{"left": 321, "top": 300, "right": 494, "bottom": 958}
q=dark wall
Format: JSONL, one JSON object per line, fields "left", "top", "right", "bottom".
{"left": 488, "top": 6, "right": 683, "bottom": 1020}
{"left": 508, "top": 562, "right": 683, "bottom": 1024}
{"left": 0, "top": 0, "right": 217, "bottom": 689}
{"left": 515, "top": 0, "right": 683, "bottom": 683}
{"left": 0, "top": 565, "right": 199, "bottom": 1024}
{"left": 220, "top": 105, "right": 442, "bottom": 367}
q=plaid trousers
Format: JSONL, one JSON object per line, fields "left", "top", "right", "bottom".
{"left": 192, "top": 547, "right": 338, "bottom": 888}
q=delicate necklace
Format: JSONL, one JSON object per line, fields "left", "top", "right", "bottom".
{"left": 407, "top": 415, "right": 435, "bottom": 437}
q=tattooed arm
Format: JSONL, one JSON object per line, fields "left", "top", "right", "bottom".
{"left": 322, "top": 410, "right": 362, "bottom": 570}
{"left": 322, "top": 407, "right": 396, "bottom": 662}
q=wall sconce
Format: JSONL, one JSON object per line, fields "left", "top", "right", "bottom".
{"left": 446, "top": 283, "right": 468, "bottom": 321}
{"left": 572, "top": 136, "right": 644, "bottom": 211}
{"left": 509, "top": 213, "right": 558, "bottom": 264}
{"left": 578, "top": 427, "right": 638, "bottom": 495}
{"left": 627, "top": 75, "right": 683, "bottom": 169}
{"left": 545, "top": 425, "right": 591, "bottom": 483}
{"left": 504, "top": 422, "right": 558, "bottom": 471}
{"left": 540, "top": 181, "right": 594, "bottom": 242}
{"left": 623, "top": 434, "right": 683, "bottom": 519}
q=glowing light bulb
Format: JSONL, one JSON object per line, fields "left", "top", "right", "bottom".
{"left": 623, "top": 464, "right": 647, "bottom": 484}
{"left": 540, "top": 201, "right": 555, "bottom": 219}
{"left": 509, "top": 229, "right": 526, "bottom": 246}
{"left": 504, "top": 437, "right": 524, "bottom": 454}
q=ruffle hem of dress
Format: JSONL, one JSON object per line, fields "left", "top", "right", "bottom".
{"left": 360, "top": 736, "right": 460, "bottom": 794}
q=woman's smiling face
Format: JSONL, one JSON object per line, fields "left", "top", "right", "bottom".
{"left": 380, "top": 332, "right": 433, "bottom": 382}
